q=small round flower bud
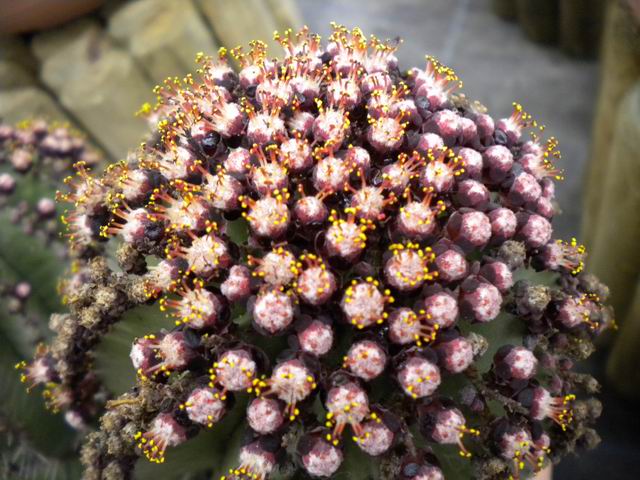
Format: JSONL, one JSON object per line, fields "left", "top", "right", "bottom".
{"left": 516, "top": 213, "right": 552, "bottom": 249}
{"left": 247, "top": 397, "right": 284, "bottom": 434}
{"left": 457, "top": 147, "right": 483, "bottom": 180}
{"left": 297, "top": 319, "right": 334, "bottom": 356}
{"left": 433, "top": 244, "right": 468, "bottom": 283}
{"left": 475, "top": 113, "right": 495, "bottom": 139}
{"left": 460, "top": 278, "right": 502, "bottom": 323}
{"left": 293, "top": 254, "right": 338, "bottom": 306}
{"left": 299, "top": 434, "right": 344, "bottom": 478}
{"left": 14, "top": 281, "right": 32, "bottom": 300}
{"left": 220, "top": 265, "right": 251, "bottom": 302}
{"left": 341, "top": 278, "right": 392, "bottom": 329}
{"left": 507, "top": 171, "right": 542, "bottom": 206}
{"left": 435, "top": 336, "right": 474, "bottom": 373}
{"left": 0, "top": 173, "right": 17, "bottom": 195}
{"left": 356, "top": 416, "right": 395, "bottom": 456}
{"left": 446, "top": 210, "right": 492, "bottom": 251}
{"left": 416, "top": 133, "right": 444, "bottom": 156}
{"left": 325, "top": 380, "right": 370, "bottom": 441}
{"left": 488, "top": 207, "right": 517, "bottom": 243}
{"left": 483, "top": 145, "right": 513, "bottom": 182}
{"left": 456, "top": 179, "right": 490, "bottom": 209}
{"left": 479, "top": 260, "right": 514, "bottom": 292}
{"left": 425, "top": 110, "right": 461, "bottom": 146}
{"left": 396, "top": 355, "right": 441, "bottom": 399}
{"left": 384, "top": 243, "right": 435, "bottom": 291}
{"left": 183, "top": 386, "right": 226, "bottom": 427}
{"left": 36, "top": 198, "right": 57, "bottom": 218}
{"left": 252, "top": 287, "right": 295, "bottom": 335}
{"left": 493, "top": 345, "right": 538, "bottom": 381}
{"left": 343, "top": 340, "right": 387, "bottom": 381}
{"left": 422, "top": 290, "right": 459, "bottom": 329}
{"left": 11, "top": 149, "right": 33, "bottom": 173}
{"left": 211, "top": 348, "right": 257, "bottom": 394}
{"left": 287, "top": 110, "right": 315, "bottom": 137}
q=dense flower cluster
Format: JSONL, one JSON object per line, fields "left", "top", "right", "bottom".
{"left": 1, "top": 120, "right": 100, "bottom": 358}
{"left": 20, "top": 26, "right": 613, "bottom": 479}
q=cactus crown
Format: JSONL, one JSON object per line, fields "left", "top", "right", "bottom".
{"left": 15, "top": 25, "right": 614, "bottom": 480}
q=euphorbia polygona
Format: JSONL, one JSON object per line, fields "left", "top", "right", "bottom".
{"left": 19, "top": 25, "right": 614, "bottom": 479}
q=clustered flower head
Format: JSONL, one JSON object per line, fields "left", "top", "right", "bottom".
{"left": 20, "top": 25, "right": 614, "bottom": 480}
{"left": 1, "top": 120, "right": 100, "bottom": 362}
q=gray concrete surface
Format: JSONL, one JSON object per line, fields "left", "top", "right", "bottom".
{"left": 298, "top": 0, "right": 598, "bottom": 240}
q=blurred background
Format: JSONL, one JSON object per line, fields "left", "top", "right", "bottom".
{"left": 1, "top": 1, "right": 639, "bottom": 479}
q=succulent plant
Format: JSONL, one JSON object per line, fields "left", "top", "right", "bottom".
{"left": 16, "top": 25, "right": 614, "bottom": 480}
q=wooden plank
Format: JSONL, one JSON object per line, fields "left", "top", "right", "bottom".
{"left": 581, "top": 1, "right": 640, "bottom": 249}
{"left": 588, "top": 82, "right": 640, "bottom": 327}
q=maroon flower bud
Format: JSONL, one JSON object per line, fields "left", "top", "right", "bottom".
{"left": 456, "top": 179, "right": 490, "bottom": 209}
{"left": 460, "top": 277, "right": 502, "bottom": 323}
{"left": 220, "top": 265, "right": 251, "bottom": 302}
{"left": 479, "top": 260, "right": 514, "bottom": 292}
{"left": 416, "top": 133, "right": 445, "bottom": 155}
{"left": 11, "top": 148, "right": 33, "bottom": 173}
{"left": 446, "top": 210, "right": 492, "bottom": 252}
{"left": 343, "top": 340, "right": 387, "bottom": 381}
{"left": 422, "top": 290, "right": 459, "bottom": 329}
{"left": 475, "top": 113, "right": 495, "bottom": 139}
{"left": 296, "top": 318, "right": 334, "bottom": 356}
{"left": 493, "top": 345, "right": 538, "bottom": 381}
{"left": 488, "top": 207, "right": 517, "bottom": 243}
{"left": 483, "top": 145, "right": 513, "bottom": 182}
{"left": 299, "top": 433, "right": 344, "bottom": 477}
{"left": 211, "top": 348, "right": 257, "bottom": 395}
{"left": 507, "top": 171, "right": 542, "bottom": 206}
{"left": 425, "top": 110, "right": 461, "bottom": 146}
{"left": 516, "top": 212, "right": 552, "bottom": 249}
{"left": 433, "top": 243, "right": 469, "bottom": 283}
{"left": 183, "top": 386, "right": 226, "bottom": 428}
{"left": 457, "top": 147, "right": 483, "bottom": 180}
{"left": 435, "top": 335, "right": 474, "bottom": 373}
{"left": 252, "top": 287, "right": 295, "bottom": 335}
{"left": 246, "top": 397, "right": 285, "bottom": 434}
{"left": 396, "top": 354, "right": 441, "bottom": 399}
